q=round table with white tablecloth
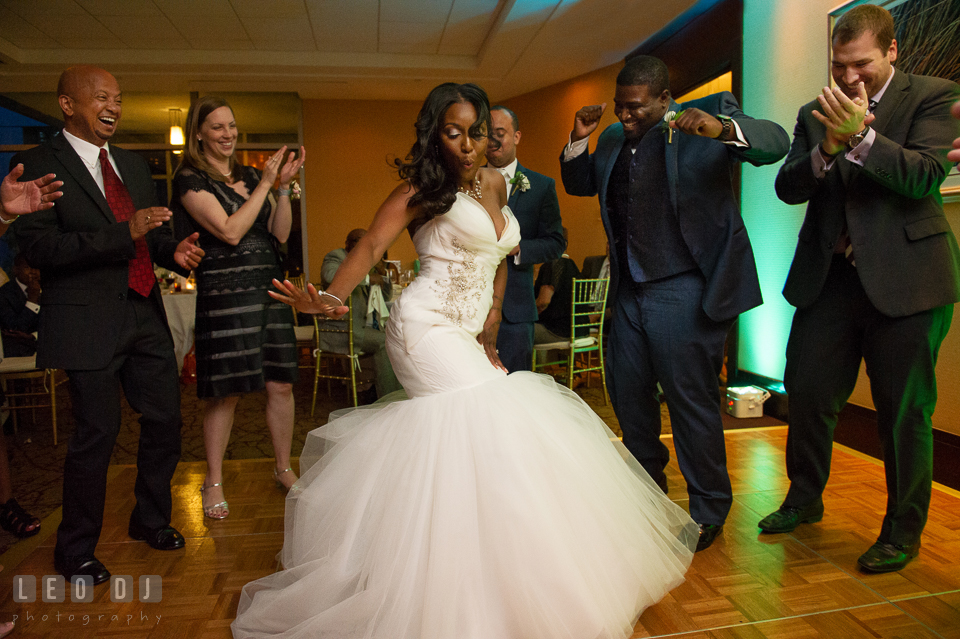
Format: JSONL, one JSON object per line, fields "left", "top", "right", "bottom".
{"left": 161, "top": 291, "right": 196, "bottom": 372}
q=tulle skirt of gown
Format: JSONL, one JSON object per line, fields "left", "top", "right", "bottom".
{"left": 232, "top": 321, "right": 698, "bottom": 639}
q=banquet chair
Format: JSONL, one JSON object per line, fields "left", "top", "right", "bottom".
{"left": 0, "top": 334, "right": 59, "bottom": 445}
{"left": 311, "top": 297, "right": 361, "bottom": 414}
{"left": 285, "top": 275, "right": 316, "bottom": 368}
{"left": 531, "top": 277, "right": 610, "bottom": 404}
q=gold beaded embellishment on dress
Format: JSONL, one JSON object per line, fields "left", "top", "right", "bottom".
{"left": 432, "top": 237, "right": 484, "bottom": 326}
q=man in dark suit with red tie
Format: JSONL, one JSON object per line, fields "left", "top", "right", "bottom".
{"left": 762, "top": 5, "right": 960, "bottom": 573}
{"left": 12, "top": 65, "right": 204, "bottom": 585}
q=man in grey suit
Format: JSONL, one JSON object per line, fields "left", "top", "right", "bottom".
{"left": 488, "top": 106, "right": 565, "bottom": 373}
{"left": 761, "top": 5, "right": 960, "bottom": 573}
{"left": 320, "top": 228, "right": 400, "bottom": 400}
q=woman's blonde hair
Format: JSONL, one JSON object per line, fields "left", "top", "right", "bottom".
{"left": 176, "top": 95, "right": 242, "bottom": 183}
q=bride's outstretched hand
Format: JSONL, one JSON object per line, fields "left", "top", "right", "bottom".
{"left": 269, "top": 279, "right": 348, "bottom": 319}
{"left": 478, "top": 309, "right": 507, "bottom": 372}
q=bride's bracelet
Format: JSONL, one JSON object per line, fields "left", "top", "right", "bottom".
{"left": 318, "top": 290, "right": 344, "bottom": 307}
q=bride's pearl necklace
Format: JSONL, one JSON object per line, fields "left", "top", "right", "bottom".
{"left": 457, "top": 174, "right": 482, "bottom": 201}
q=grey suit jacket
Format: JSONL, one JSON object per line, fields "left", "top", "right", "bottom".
{"left": 775, "top": 71, "right": 960, "bottom": 317}
{"left": 12, "top": 133, "right": 182, "bottom": 370}
{"left": 561, "top": 91, "right": 789, "bottom": 322}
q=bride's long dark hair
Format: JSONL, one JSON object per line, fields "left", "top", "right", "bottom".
{"left": 395, "top": 82, "right": 495, "bottom": 220}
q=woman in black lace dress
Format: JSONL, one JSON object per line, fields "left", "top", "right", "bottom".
{"left": 170, "top": 96, "right": 305, "bottom": 519}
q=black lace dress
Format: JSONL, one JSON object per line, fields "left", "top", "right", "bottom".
{"left": 170, "top": 166, "right": 298, "bottom": 398}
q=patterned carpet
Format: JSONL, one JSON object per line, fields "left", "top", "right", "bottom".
{"left": 0, "top": 367, "right": 776, "bottom": 556}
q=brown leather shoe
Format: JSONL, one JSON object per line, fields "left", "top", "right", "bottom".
{"left": 857, "top": 540, "right": 920, "bottom": 573}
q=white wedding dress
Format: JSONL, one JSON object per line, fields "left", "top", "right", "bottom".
{"left": 232, "top": 193, "right": 698, "bottom": 639}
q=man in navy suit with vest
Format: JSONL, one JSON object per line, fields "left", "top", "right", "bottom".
{"left": 561, "top": 55, "right": 789, "bottom": 551}
{"left": 488, "top": 106, "right": 565, "bottom": 373}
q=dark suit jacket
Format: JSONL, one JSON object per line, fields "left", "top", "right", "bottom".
{"left": 561, "top": 91, "right": 789, "bottom": 322}
{"left": 0, "top": 280, "right": 39, "bottom": 334}
{"left": 776, "top": 71, "right": 960, "bottom": 317}
{"left": 11, "top": 133, "right": 183, "bottom": 371}
{"left": 501, "top": 163, "right": 565, "bottom": 324}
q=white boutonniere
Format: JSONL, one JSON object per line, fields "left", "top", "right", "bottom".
{"left": 510, "top": 171, "right": 531, "bottom": 193}
{"left": 290, "top": 179, "right": 301, "bottom": 200}
{"left": 660, "top": 110, "right": 685, "bottom": 143}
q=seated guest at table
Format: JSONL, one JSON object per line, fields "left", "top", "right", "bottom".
{"left": 0, "top": 254, "right": 41, "bottom": 356}
{"left": 170, "top": 96, "right": 305, "bottom": 519}
{"left": 0, "top": 163, "right": 55, "bottom": 549}
{"left": 321, "top": 229, "right": 401, "bottom": 401}
{"left": 533, "top": 228, "right": 583, "bottom": 344}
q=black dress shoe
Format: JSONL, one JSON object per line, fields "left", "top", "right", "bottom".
{"left": 758, "top": 503, "right": 824, "bottom": 533}
{"left": 696, "top": 523, "right": 723, "bottom": 552}
{"left": 857, "top": 540, "right": 920, "bottom": 573}
{"left": 128, "top": 521, "right": 185, "bottom": 550}
{"left": 55, "top": 556, "right": 110, "bottom": 586}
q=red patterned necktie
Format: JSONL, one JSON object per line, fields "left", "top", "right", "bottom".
{"left": 99, "top": 148, "right": 155, "bottom": 296}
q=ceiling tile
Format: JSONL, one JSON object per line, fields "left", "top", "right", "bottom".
{"left": 379, "top": 0, "right": 452, "bottom": 24}
{"left": 240, "top": 17, "right": 314, "bottom": 41}
{"left": 99, "top": 14, "right": 183, "bottom": 41}
{"left": 438, "top": 0, "right": 500, "bottom": 56}
{"left": 250, "top": 38, "right": 317, "bottom": 52}
{"left": 2, "top": 0, "right": 86, "bottom": 21}
{"left": 154, "top": 0, "right": 245, "bottom": 38}
{"left": 123, "top": 36, "right": 192, "bottom": 50}
{"left": 0, "top": 7, "right": 62, "bottom": 49}
{"left": 187, "top": 39, "right": 255, "bottom": 51}
{"left": 229, "top": 0, "right": 305, "bottom": 19}
{"left": 379, "top": 21, "right": 442, "bottom": 54}
{"left": 35, "top": 15, "right": 125, "bottom": 46}
{"left": 75, "top": 0, "right": 162, "bottom": 16}
{"left": 307, "top": 0, "right": 378, "bottom": 54}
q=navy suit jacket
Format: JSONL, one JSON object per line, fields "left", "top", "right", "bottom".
{"left": 560, "top": 91, "right": 789, "bottom": 322}
{"left": 501, "top": 163, "right": 565, "bottom": 324}
{"left": 776, "top": 71, "right": 960, "bottom": 317}
{"left": 12, "top": 133, "right": 183, "bottom": 370}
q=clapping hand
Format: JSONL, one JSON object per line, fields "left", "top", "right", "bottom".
{"left": 572, "top": 104, "right": 607, "bottom": 142}
{"left": 278, "top": 146, "right": 306, "bottom": 189}
{"left": 174, "top": 232, "right": 205, "bottom": 270}
{"left": 129, "top": 207, "right": 171, "bottom": 240}
{"left": 812, "top": 82, "right": 875, "bottom": 155}
{"left": 270, "top": 279, "right": 348, "bottom": 319}
{"left": 1, "top": 164, "right": 63, "bottom": 217}
{"left": 260, "top": 147, "right": 287, "bottom": 186}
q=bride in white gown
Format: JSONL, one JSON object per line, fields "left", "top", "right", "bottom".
{"left": 232, "top": 83, "right": 698, "bottom": 639}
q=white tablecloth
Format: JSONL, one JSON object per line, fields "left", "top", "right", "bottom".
{"left": 162, "top": 291, "right": 196, "bottom": 372}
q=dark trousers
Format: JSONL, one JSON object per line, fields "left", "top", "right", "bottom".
{"left": 56, "top": 294, "right": 182, "bottom": 561}
{"left": 783, "top": 255, "right": 952, "bottom": 546}
{"left": 497, "top": 318, "right": 534, "bottom": 374}
{"left": 607, "top": 270, "right": 733, "bottom": 526}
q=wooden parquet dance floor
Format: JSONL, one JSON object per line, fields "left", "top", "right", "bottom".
{"left": 1, "top": 426, "right": 959, "bottom": 638}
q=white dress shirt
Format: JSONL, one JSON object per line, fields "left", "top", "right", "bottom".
{"left": 61, "top": 129, "right": 123, "bottom": 196}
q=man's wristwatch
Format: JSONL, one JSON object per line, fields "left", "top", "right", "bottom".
{"left": 847, "top": 126, "right": 870, "bottom": 151}
{"left": 715, "top": 115, "right": 733, "bottom": 141}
